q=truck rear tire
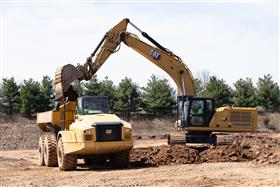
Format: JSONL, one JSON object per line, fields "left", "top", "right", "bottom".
{"left": 43, "top": 133, "right": 58, "bottom": 167}
{"left": 38, "top": 135, "right": 45, "bottom": 166}
{"left": 110, "top": 151, "right": 130, "bottom": 168}
{"left": 57, "top": 137, "right": 77, "bottom": 171}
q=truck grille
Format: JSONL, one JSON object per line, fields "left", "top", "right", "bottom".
{"left": 94, "top": 122, "right": 122, "bottom": 142}
{"left": 230, "top": 111, "right": 252, "bottom": 127}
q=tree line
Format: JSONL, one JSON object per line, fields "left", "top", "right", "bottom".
{"left": 0, "top": 73, "right": 279, "bottom": 118}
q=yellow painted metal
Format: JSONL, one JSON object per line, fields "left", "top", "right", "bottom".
{"left": 63, "top": 140, "right": 133, "bottom": 155}
{"left": 184, "top": 106, "right": 257, "bottom": 132}
{"left": 54, "top": 18, "right": 195, "bottom": 97}
{"left": 59, "top": 101, "right": 76, "bottom": 130}
{"left": 37, "top": 101, "right": 76, "bottom": 131}
{"left": 37, "top": 111, "right": 60, "bottom": 131}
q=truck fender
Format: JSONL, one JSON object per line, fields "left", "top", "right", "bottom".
{"left": 57, "top": 131, "right": 77, "bottom": 143}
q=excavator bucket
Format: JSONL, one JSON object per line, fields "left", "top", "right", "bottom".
{"left": 54, "top": 64, "right": 83, "bottom": 98}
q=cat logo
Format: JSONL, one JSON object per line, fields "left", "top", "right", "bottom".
{"left": 105, "top": 129, "right": 112, "bottom": 134}
{"left": 149, "top": 49, "right": 160, "bottom": 60}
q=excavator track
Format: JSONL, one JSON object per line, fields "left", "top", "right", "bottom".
{"left": 167, "top": 132, "right": 186, "bottom": 146}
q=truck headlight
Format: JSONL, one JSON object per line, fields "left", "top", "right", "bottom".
{"left": 125, "top": 128, "right": 132, "bottom": 133}
{"left": 84, "top": 129, "right": 94, "bottom": 141}
{"left": 124, "top": 128, "right": 132, "bottom": 140}
{"left": 84, "top": 129, "right": 93, "bottom": 134}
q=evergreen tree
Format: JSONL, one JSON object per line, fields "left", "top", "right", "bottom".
{"left": 115, "top": 77, "right": 140, "bottom": 110}
{"left": 0, "top": 77, "right": 19, "bottom": 116}
{"left": 141, "top": 75, "right": 176, "bottom": 114}
{"left": 83, "top": 75, "right": 100, "bottom": 96}
{"left": 40, "top": 76, "right": 54, "bottom": 111}
{"left": 99, "top": 77, "right": 116, "bottom": 106}
{"left": 203, "top": 76, "right": 232, "bottom": 107}
{"left": 256, "top": 74, "right": 280, "bottom": 111}
{"left": 19, "top": 79, "right": 43, "bottom": 117}
{"left": 232, "top": 78, "right": 257, "bottom": 107}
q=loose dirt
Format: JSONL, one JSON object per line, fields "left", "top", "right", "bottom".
{"left": 1, "top": 117, "right": 280, "bottom": 186}
{"left": 130, "top": 133, "right": 280, "bottom": 167}
{"left": 1, "top": 145, "right": 280, "bottom": 187}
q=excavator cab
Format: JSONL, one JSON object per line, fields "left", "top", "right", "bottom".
{"left": 178, "top": 96, "right": 215, "bottom": 128}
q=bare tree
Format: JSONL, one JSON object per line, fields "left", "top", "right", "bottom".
{"left": 195, "top": 70, "right": 211, "bottom": 92}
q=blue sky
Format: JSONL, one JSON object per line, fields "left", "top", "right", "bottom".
{"left": 0, "top": 1, "right": 279, "bottom": 89}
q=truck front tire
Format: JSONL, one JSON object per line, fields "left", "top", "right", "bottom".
{"left": 57, "top": 137, "right": 77, "bottom": 171}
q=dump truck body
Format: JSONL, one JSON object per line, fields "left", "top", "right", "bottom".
{"left": 37, "top": 96, "right": 133, "bottom": 171}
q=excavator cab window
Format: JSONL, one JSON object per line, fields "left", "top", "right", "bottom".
{"left": 178, "top": 96, "right": 215, "bottom": 128}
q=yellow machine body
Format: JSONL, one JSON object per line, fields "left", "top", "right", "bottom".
{"left": 182, "top": 106, "right": 257, "bottom": 132}
{"left": 37, "top": 101, "right": 133, "bottom": 155}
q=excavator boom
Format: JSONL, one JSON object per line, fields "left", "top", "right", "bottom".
{"left": 54, "top": 18, "right": 195, "bottom": 99}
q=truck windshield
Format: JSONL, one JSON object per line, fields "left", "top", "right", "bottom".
{"left": 82, "top": 97, "right": 111, "bottom": 115}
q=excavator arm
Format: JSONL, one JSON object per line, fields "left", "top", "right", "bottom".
{"left": 55, "top": 18, "right": 195, "bottom": 99}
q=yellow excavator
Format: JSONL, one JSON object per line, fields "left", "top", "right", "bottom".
{"left": 54, "top": 18, "right": 257, "bottom": 145}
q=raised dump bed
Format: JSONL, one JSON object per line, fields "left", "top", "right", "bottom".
{"left": 37, "top": 110, "right": 60, "bottom": 132}
{"left": 37, "top": 101, "right": 76, "bottom": 132}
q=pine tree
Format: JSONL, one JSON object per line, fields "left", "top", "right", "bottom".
{"left": 232, "top": 78, "right": 257, "bottom": 107}
{"left": 256, "top": 74, "right": 280, "bottom": 111}
{"left": 40, "top": 76, "right": 54, "bottom": 111}
{"left": 19, "top": 79, "right": 43, "bottom": 117}
{"left": 83, "top": 75, "right": 100, "bottom": 96}
{"left": 203, "top": 76, "right": 232, "bottom": 107}
{"left": 141, "top": 75, "right": 176, "bottom": 114}
{"left": 115, "top": 77, "right": 140, "bottom": 110}
{"left": 0, "top": 77, "right": 19, "bottom": 116}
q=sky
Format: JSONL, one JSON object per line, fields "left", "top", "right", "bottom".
{"left": 0, "top": 1, "right": 279, "bottom": 90}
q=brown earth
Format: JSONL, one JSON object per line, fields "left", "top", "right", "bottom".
{"left": 130, "top": 133, "right": 280, "bottom": 167}
{"left": 1, "top": 143, "right": 280, "bottom": 187}
{"left": 1, "top": 116, "right": 280, "bottom": 186}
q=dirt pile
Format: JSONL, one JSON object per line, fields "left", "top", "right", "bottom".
{"left": 130, "top": 134, "right": 280, "bottom": 167}
{"left": 0, "top": 122, "right": 41, "bottom": 150}
{"left": 130, "top": 145, "right": 201, "bottom": 167}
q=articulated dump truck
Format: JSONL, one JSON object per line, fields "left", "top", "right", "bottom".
{"left": 37, "top": 96, "right": 133, "bottom": 171}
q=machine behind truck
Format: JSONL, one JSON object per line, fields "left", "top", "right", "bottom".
{"left": 37, "top": 96, "right": 133, "bottom": 171}
{"left": 54, "top": 18, "right": 257, "bottom": 145}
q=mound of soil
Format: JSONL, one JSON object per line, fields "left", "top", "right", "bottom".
{"left": 0, "top": 123, "right": 42, "bottom": 150}
{"left": 130, "top": 134, "right": 280, "bottom": 167}
{"left": 130, "top": 145, "right": 201, "bottom": 167}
